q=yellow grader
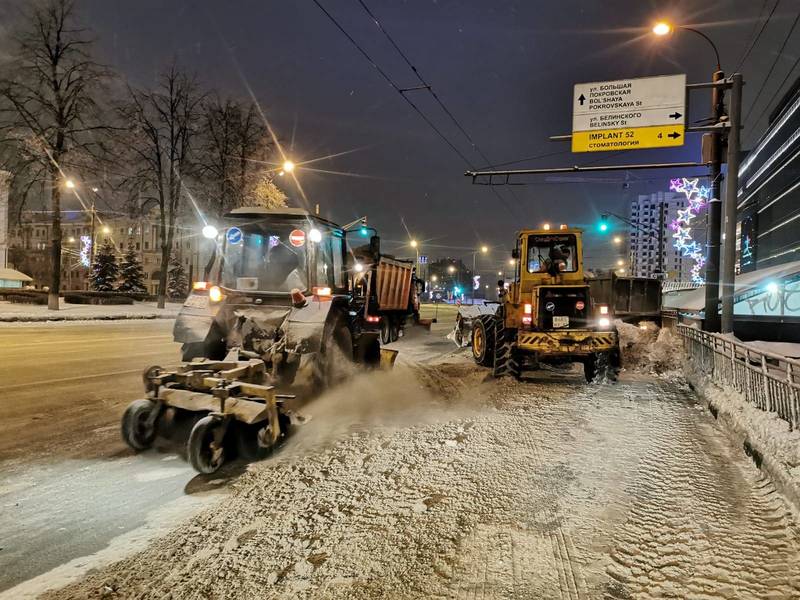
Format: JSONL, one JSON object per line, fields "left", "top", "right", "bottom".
{"left": 463, "top": 226, "right": 621, "bottom": 382}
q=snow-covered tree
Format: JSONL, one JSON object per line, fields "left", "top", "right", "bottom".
{"left": 167, "top": 254, "right": 188, "bottom": 299}
{"left": 90, "top": 239, "right": 119, "bottom": 291}
{"left": 249, "top": 175, "right": 287, "bottom": 209}
{"left": 117, "top": 241, "right": 147, "bottom": 293}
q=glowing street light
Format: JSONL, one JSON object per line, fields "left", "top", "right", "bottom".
{"left": 64, "top": 179, "right": 76, "bottom": 189}
{"left": 508, "top": 259, "right": 514, "bottom": 266}
{"left": 410, "top": 239, "right": 418, "bottom": 248}
{"left": 447, "top": 265, "right": 456, "bottom": 274}
{"left": 542, "top": 223, "right": 551, "bottom": 231}
{"left": 480, "top": 245, "right": 488, "bottom": 254}
{"left": 282, "top": 160, "right": 295, "bottom": 173}
{"left": 616, "top": 259, "right": 625, "bottom": 266}
{"left": 652, "top": 21, "right": 672, "bottom": 36}
{"left": 431, "top": 275, "right": 438, "bottom": 282}
{"left": 202, "top": 225, "right": 218, "bottom": 239}
{"left": 102, "top": 226, "right": 110, "bottom": 234}
{"left": 613, "top": 236, "right": 622, "bottom": 244}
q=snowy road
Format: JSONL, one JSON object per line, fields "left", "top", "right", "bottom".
{"left": 42, "top": 348, "right": 800, "bottom": 598}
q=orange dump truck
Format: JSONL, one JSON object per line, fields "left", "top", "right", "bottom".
{"left": 349, "top": 239, "right": 420, "bottom": 345}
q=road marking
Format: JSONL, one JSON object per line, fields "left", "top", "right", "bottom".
{"left": 4, "top": 368, "right": 144, "bottom": 390}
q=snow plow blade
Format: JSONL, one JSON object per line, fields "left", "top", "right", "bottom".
{"left": 380, "top": 348, "right": 399, "bottom": 369}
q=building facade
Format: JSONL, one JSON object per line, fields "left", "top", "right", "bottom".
{"left": 629, "top": 190, "right": 707, "bottom": 282}
{"left": 8, "top": 210, "right": 202, "bottom": 294}
{"left": 737, "top": 77, "right": 800, "bottom": 273}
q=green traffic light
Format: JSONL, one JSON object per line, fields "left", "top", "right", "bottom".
{"left": 599, "top": 222, "right": 608, "bottom": 232}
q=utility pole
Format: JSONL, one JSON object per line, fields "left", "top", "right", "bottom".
{"left": 703, "top": 69, "right": 725, "bottom": 332}
{"left": 721, "top": 73, "right": 743, "bottom": 333}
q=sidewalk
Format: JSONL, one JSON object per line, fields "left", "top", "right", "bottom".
{"left": 0, "top": 299, "right": 183, "bottom": 322}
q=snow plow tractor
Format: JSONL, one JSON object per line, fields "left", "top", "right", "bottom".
{"left": 121, "top": 207, "right": 406, "bottom": 473}
{"left": 463, "top": 227, "right": 621, "bottom": 383}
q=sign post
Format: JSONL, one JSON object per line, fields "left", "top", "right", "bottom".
{"left": 571, "top": 74, "right": 686, "bottom": 153}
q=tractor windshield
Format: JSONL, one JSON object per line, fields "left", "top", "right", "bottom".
{"left": 219, "top": 221, "right": 308, "bottom": 293}
{"left": 527, "top": 234, "right": 578, "bottom": 274}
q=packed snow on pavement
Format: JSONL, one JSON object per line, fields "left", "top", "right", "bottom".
{"left": 40, "top": 326, "right": 800, "bottom": 600}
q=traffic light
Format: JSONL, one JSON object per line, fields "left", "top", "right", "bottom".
{"left": 598, "top": 215, "right": 609, "bottom": 233}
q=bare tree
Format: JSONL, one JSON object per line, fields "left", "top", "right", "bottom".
{"left": 0, "top": 0, "right": 111, "bottom": 309}
{"left": 121, "top": 65, "right": 202, "bottom": 309}
{"left": 198, "top": 96, "right": 285, "bottom": 217}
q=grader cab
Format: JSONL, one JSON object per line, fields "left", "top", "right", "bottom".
{"left": 469, "top": 227, "right": 620, "bottom": 382}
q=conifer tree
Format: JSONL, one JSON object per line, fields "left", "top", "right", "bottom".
{"left": 167, "top": 253, "right": 188, "bottom": 299}
{"left": 117, "top": 241, "right": 147, "bottom": 293}
{"left": 90, "top": 239, "right": 119, "bottom": 292}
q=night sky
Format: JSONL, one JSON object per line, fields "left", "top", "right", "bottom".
{"left": 10, "top": 0, "right": 800, "bottom": 272}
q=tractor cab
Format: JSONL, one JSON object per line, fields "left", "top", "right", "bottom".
{"left": 216, "top": 207, "right": 348, "bottom": 298}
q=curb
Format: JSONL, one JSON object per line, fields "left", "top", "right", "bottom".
{"left": 0, "top": 314, "right": 177, "bottom": 323}
{"left": 686, "top": 367, "right": 800, "bottom": 517}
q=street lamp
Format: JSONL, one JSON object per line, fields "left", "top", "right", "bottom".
{"left": 431, "top": 275, "right": 438, "bottom": 282}
{"left": 64, "top": 179, "right": 76, "bottom": 189}
{"left": 652, "top": 18, "right": 732, "bottom": 332}
{"left": 480, "top": 245, "right": 488, "bottom": 254}
{"left": 102, "top": 225, "right": 110, "bottom": 235}
{"left": 613, "top": 236, "right": 622, "bottom": 244}
{"left": 282, "top": 160, "right": 295, "bottom": 173}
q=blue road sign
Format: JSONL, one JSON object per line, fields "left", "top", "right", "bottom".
{"left": 226, "top": 226, "right": 243, "bottom": 245}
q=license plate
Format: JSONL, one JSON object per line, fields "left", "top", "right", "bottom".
{"left": 552, "top": 316, "right": 569, "bottom": 328}
{"left": 184, "top": 295, "right": 209, "bottom": 309}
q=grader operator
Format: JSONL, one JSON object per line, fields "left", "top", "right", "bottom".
{"left": 468, "top": 226, "right": 621, "bottom": 382}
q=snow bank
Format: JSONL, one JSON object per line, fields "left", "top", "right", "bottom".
{"left": 0, "top": 300, "right": 181, "bottom": 322}
{"left": 617, "top": 321, "right": 682, "bottom": 376}
{"left": 686, "top": 364, "right": 800, "bottom": 517}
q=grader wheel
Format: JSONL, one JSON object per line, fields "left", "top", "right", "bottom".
{"left": 472, "top": 315, "right": 495, "bottom": 367}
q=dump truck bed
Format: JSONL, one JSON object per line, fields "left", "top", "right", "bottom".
{"left": 375, "top": 257, "right": 414, "bottom": 312}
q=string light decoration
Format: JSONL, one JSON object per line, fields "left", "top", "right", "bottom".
{"left": 669, "top": 177, "right": 710, "bottom": 284}
{"left": 79, "top": 235, "right": 92, "bottom": 267}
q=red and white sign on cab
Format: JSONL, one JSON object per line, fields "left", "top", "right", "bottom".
{"left": 289, "top": 229, "right": 305, "bottom": 247}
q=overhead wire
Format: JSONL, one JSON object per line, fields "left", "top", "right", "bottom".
{"left": 356, "top": 0, "right": 527, "bottom": 219}
{"left": 735, "top": 0, "right": 779, "bottom": 72}
{"left": 313, "top": 0, "right": 522, "bottom": 218}
{"left": 747, "top": 51, "right": 800, "bottom": 131}
{"left": 744, "top": 9, "right": 800, "bottom": 125}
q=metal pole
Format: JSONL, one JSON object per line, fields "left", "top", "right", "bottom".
{"left": 721, "top": 73, "right": 743, "bottom": 333}
{"left": 472, "top": 252, "right": 476, "bottom": 304}
{"left": 703, "top": 69, "right": 725, "bottom": 333}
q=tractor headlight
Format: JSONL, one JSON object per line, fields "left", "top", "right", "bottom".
{"left": 598, "top": 317, "right": 611, "bottom": 329}
{"left": 208, "top": 286, "right": 224, "bottom": 303}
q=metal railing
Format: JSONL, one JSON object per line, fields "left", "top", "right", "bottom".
{"left": 678, "top": 324, "right": 800, "bottom": 430}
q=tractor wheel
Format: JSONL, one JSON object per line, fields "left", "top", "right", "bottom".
{"left": 380, "top": 319, "right": 391, "bottom": 345}
{"left": 493, "top": 313, "right": 520, "bottom": 379}
{"left": 235, "top": 414, "right": 290, "bottom": 461}
{"left": 472, "top": 315, "right": 495, "bottom": 367}
{"left": 121, "top": 399, "right": 159, "bottom": 451}
{"left": 584, "top": 351, "right": 618, "bottom": 384}
{"left": 188, "top": 415, "right": 226, "bottom": 474}
{"left": 312, "top": 314, "right": 354, "bottom": 390}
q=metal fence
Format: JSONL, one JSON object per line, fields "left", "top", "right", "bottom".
{"left": 678, "top": 325, "right": 800, "bottom": 431}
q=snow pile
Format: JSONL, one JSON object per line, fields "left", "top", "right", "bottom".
{"left": 687, "top": 364, "right": 800, "bottom": 515}
{"left": 617, "top": 321, "right": 682, "bottom": 375}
